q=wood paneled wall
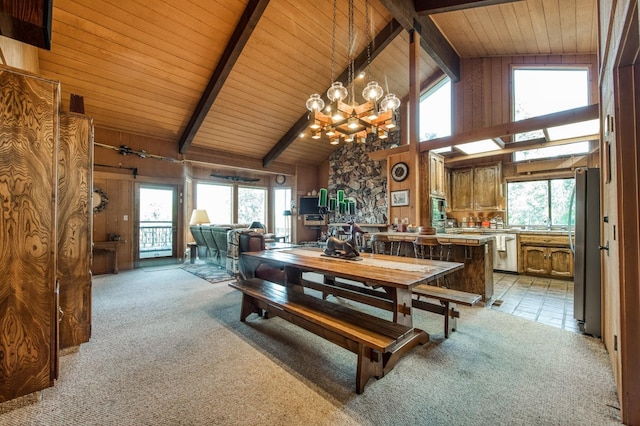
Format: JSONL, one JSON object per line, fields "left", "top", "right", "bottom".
{"left": 454, "top": 55, "right": 599, "bottom": 132}
{"left": 0, "top": 66, "right": 59, "bottom": 402}
{"left": 0, "top": 36, "right": 39, "bottom": 73}
{"left": 92, "top": 128, "right": 184, "bottom": 274}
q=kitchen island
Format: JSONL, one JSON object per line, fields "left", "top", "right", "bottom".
{"left": 367, "top": 232, "right": 494, "bottom": 303}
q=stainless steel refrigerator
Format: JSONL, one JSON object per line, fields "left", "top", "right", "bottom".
{"left": 569, "top": 167, "right": 601, "bottom": 337}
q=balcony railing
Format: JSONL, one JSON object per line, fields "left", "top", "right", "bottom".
{"left": 140, "top": 222, "right": 172, "bottom": 253}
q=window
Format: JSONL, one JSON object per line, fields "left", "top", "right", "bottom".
{"left": 419, "top": 78, "right": 451, "bottom": 153}
{"left": 512, "top": 67, "right": 591, "bottom": 161}
{"left": 507, "top": 178, "right": 575, "bottom": 227}
{"left": 238, "top": 186, "right": 266, "bottom": 225}
{"left": 196, "top": 183, "right": 232, "bottom": 224}
{"left": 274, "top": 188, "right": 292, "bottom": 238}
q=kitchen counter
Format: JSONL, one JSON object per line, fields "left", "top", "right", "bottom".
{"left": 447, "top": 227, "right": 571, "bottom": 236}
{"left": 367, "top": 231, "right": 494, "bottom": 303}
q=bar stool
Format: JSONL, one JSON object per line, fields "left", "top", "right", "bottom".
{"left": 370, "top": 234, "right": 391, "bottom": 255}
{"left": 413, "top": 235, "right": 440, "bottom": 259}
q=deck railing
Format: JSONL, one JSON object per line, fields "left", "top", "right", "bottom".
{"left": 140, "top": 222, "right": 172, "bottom": 252}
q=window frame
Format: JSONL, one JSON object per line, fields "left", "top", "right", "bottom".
{"left": 419, "top": 76, "right": 452, "bottom": 152}
{"left": 511, "top": 65, "right": 593, "bottom": 161}
{"left": 506, "top": 177, "right": 575, "bottom": 228}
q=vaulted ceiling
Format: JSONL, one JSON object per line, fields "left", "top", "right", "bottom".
{"left": 31, "top": 0, "right": 597, "bottom": 171}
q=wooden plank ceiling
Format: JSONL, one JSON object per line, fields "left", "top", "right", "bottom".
{"left": 34, "top": 0, "right": 597, "bottom": 172}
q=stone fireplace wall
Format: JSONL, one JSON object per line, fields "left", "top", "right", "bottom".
{"left": 326, "top": 131, "right": 400, "bottom": 224}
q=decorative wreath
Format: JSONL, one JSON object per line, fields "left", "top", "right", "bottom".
{"left": 391, "top": 162, "right": 409, "bottom": 182}
{"left": 92, "top": 187, "right": 109, "bottom": 213}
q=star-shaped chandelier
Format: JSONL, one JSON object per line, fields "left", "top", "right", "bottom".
{"left": 305, "top": 0, "right": 401, "bottom": 145}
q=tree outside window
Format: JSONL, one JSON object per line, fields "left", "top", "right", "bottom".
{"left": 507, "top": 178, "right": 575, "bottom": 228}
{"left": 238, "top": 187, "right": 266, "bottom": 226}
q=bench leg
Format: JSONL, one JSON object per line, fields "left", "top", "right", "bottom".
{"left": 355, "top": 344, "right": 383, "bottom": 394}
{"left": 442, "top": 301, "right": 459, "bottom": 338}
{"left": 240, "top": 294, "right": 263, "bottom": 322}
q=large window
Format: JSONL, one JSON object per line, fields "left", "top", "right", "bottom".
{"left": 512, "top": 67, "right": 591, "bottom": 161}
{"left": 237, "top": 187, "right": 266, "bottom": 225}
{"left": 274, "top": 188, "right": 292, "bottom": 238}
{"left": 419, "top": 78, "right": 451, "bottom": 152}
{"left": 196, "top": 183, "right": 232, "bottom": 224}
{"left": 507, "top": 178, "right": 575, "bottom": 228}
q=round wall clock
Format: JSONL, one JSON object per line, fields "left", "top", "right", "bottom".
{"left": 391, "top": 162, "right": 409, "bottom": 182}
{"left": 275, "top": 174, "right": 286, "bottom": 185}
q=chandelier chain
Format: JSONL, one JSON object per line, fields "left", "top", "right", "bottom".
{"left": 349, "top": 0, "right": 355, "bottom": 105}
{"left": 331, "top": 0, "right": 337, "bottom": 83}
{"left": 365, "top": 0, "right": 371, "bottom": 80}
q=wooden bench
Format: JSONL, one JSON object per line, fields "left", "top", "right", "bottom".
{"left": 229, "top": 278, "right": 425, "bottom": 393}
{"left": 304, "top": 276, "right": 481, "bottom": 339}
{"left": 411, "top": 285, "right": 482, "bottom": 338}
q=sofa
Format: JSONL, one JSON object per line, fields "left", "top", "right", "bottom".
{"left": 189, "top": 224, "right": 250, "bottom": 268}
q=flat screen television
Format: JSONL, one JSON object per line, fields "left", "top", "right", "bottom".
{"left": 298, "top": 196, "right": 320, "bottom": 215}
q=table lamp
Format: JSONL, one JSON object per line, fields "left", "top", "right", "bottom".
{"left": 190, "top": 209, "right": 210, "bottom": 225}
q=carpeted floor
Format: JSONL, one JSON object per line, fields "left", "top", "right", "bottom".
{"left": 180, "top": 260, "right": 235, "bottom": 284}
{"left": 0, "top": 268, "right": 621, "bottom": 425}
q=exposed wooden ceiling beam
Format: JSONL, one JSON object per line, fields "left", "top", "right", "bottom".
{"left": 262, "top": 18, "right": 403, "bottom": 167}
{"left": 378, "top": 0, "right": 460, "bottom": 81}
{"left": 413, "top": 0, "right": 523, "bottom": 15}
{"left": 420, "top": 103, "right": 599, "bottom": 152}
{"left": 368, "top": 104, "right": 599, "bottom": 160}
{"left": 178, "top": 0, "right": 269, "bottom": 154}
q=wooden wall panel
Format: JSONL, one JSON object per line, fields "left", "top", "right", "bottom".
{"left": 0, "top": 66, "right": 59, "bottom": 402}
{"left": 58, "top": 112, "right": 93, "bottom": 349}
{"left": 0, "top": 35, "right": 40, "bottom": 73}
{"left": 454, "top": 54, "right": 599, "bottom": 133}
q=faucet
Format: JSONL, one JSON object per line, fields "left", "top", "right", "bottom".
{"left": 543, "top": 217, "right": 551, "bottom": 230}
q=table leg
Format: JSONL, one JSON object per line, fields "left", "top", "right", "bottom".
{"left": 386, "top": 287, "right": 413, "bottom": 327}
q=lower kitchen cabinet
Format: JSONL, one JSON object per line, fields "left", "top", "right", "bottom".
{"left": 519, "top": 233, "right": 574, "bottom": 279}
{"left": 522, "top": 246, "right": 573, "bottom": 278}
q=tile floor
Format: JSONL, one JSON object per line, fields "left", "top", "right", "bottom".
{"left": 490, "top": 272, "right": 582, "bottom": 333}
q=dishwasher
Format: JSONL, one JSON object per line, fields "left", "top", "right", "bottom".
{"left": 493, "top": 233, "right": 518, "bottom": 272}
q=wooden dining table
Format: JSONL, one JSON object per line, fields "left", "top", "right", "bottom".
{"left": 239, "top": 248, "right": 464, "bottom": 330}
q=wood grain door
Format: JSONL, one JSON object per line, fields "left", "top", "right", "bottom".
{"left": 58, "top": 112, "right": 93, "bottom": 350}
{"left": 473, "top": 163, "right": 501, "bottom": 210}
{"left": 522, "top": 246, "right": 547, "bottom": 275}
{"left": 0, "top": 67, "right": 59, "bottom": 402}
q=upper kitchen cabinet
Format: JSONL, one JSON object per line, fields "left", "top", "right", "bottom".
{"left": 473, "top": 163, "right": 502, "bottom": 210}
{"left": 450, "top": 168, "right": 473, "bottom": 211}
{"left": 450, "top": 163, "right": 503, "bottom": 212}
{"left": 422, "top": 151, "right": 446, "bottom": 198}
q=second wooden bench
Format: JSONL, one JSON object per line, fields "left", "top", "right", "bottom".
{"left": 229, "top": 278, "right": 427, "bottom": 393}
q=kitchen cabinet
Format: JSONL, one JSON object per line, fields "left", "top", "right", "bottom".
{"left": 473, "top": 163, "right": 502, "bottom": 210}
{"left": 519, "top": 234, "right": 574, "bottom": 278}
{"left": 428, "top": 151, "right": 446, "bottom": 197}
{"left": 450, "top": 168, "right": 474, "bottom": 210}
{"left": 450, "top": 163, "right": 502, "bottom": 211}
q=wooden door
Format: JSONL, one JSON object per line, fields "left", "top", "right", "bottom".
{"left": 0, "top": 67, "right": 59, "bottom": 402}
{"left": 548, "top": 247, "right": 573, "bottom": 278}
{"left": 522, "top": 246, "right": 546, "bottom": 275}
{"left": 450, "top": 168, "right": 473, "bottom": 211}
{"left": 58, "top": 112, "right": 93, "bottom": 350}
{"left": 473, "top": 163, "right": 501, "bottom": 210}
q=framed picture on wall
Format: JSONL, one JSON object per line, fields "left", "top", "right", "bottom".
{"left": 390, "top": 190, "right": 409, "bottom": 206}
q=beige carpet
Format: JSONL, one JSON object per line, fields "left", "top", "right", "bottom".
{"left": 0, "top": 268, "right": 621, "bottom": 425}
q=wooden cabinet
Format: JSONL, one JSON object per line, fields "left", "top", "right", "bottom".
{"left": 473, "top": 163, "right": 502, "bottom": 210}
{"left": 519, "top": 234, "right": 574, "bottom": 279}
{"left": 450, "top": 163, "right": 502, "bottom": 211}
{"left": 428, "top": 151, "right": 446, "bottom": 197}
{"left": 0, "top": 67, "right": 60, "bottom": 402}
{"left": 450, "top": 168, "right": 474, "bottom": 210}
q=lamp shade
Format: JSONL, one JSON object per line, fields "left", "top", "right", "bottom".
{"left": 283, "top": 210, "right": 292, "bottom": 216}
{"left": 249, "top": 221, "right": 265, "bottom": 230}
{"left": 190, "top": 209, "right": 210, "bottom": 225}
